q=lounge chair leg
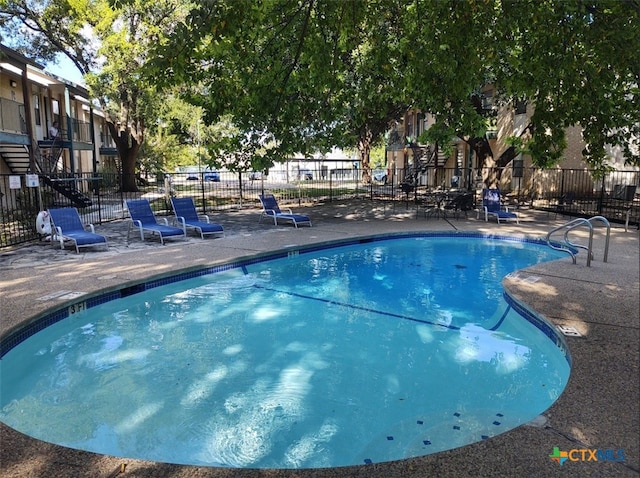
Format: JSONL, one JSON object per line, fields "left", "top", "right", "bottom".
{"left": 55, "top": 228, "right": 64, "bottom": 250}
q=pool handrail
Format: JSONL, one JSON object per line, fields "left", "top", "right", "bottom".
{"left": 546, "top": 215, "right": 610, "bottom": 267}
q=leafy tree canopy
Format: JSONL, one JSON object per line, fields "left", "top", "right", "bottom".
{"left": 138, "top": 94, "right": 207, "bottom": 174}
{"left": 497, "top": 0, "right": 640, "bottom": 169}
{"left": 2, "top": 0, "right": 638, "bottom": 185}
{"left": 156, "top": 0, "right": 638, "bottom": 173}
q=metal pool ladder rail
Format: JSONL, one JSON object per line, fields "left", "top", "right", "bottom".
{"left": 546, "top": 216, "right": 610, "bottom": 267}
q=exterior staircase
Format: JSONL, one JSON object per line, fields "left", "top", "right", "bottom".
{"left": 0, "top": 144, "right": 31, "bottom": 174}
{"left": 0, "top": 142, "right": 93, "bottom": 208}
{"left": 403, "top": 143, "right": 449, "bottom": 186}
{"left": 40, "top": 175, "right": 93, "bottom": 208}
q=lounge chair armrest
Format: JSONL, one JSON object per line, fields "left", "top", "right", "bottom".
{"left": 87, "top": 223, "right": 96, "bottom": 233}
{"left": 283, "top": 207, "right": 293, "bottom": 214}
{"left": 264, "top": 208, "right": 277, "bottom": 215}
{"left": 128, "top": 219, "right": 144, "bottom": 241}
{"left": 199, "top": 215, "right": 210, "bottom": 223}
{"left": 159, "top": 217, "right": 169, "bottom": 226}
{"left": 175, "top": 217, "right": 187, "bottom": 227}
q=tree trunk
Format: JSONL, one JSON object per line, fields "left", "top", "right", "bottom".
{"left": 109, "top": 122, "right": 142, "bottom": 192}
{"left": 468, "top": 136, "right": 496, "bottom": 185}
{"left": 120, "top": 146, "right": 140, "bottom": 191}
{"left": 357, "top": 133, "right": 373, "bottom": 184}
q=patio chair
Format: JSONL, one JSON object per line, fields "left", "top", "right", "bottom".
{"left": 443, "top": 193, "right": 475, "bottom": 219}
{"left": 48, "top": 207, "right": 108, "bottom": 253}
{"left": 171, "top": 197, "right": 224, "bottom": 239}
{"left": 258, "top": 194, "right": 312, "bottom": 228}
{"left": 481, "top": 188, "right": 519, "bottom": 224}
{"left": 126, "top": 199, "right": 186, "bottom": 244}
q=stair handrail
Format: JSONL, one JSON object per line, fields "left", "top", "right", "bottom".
{"left": 563, "top": 218, "right": 594, "bottom": 266}
{"left": 546, "top": 217, "right": 594, "bottom": 266}
{"left": 34, "top": 142, "right": 64, "bottom": 174}
{"left": 546, "top": 215, "right": 611, "bottom": 267}
{"left": 588, "top": 216, "right": 610, "bottom": 262}
{"left": 562, "top": 216, "right": 611, "bottom": 264}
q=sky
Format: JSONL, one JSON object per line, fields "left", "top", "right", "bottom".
{"left": 45, "top": 54, "right": 86, "bottom": 86}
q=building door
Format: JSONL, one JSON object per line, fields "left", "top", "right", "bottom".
{"left": 33, "top": 93, "right": 44, "bottom": 139}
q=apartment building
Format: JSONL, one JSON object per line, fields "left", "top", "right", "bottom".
{"left": 386, "top": 84, "right": 637, "bottom": 197}
{"left": 0, "top": 44, "right": 116, "bottom": 207}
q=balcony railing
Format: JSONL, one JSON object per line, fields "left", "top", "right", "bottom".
{"left": 69, "top": 118, "right": 92, "bottom": 143}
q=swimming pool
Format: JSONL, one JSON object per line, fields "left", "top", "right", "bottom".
{"left": 0, "top": 233, "right": 571, "bottom": 468}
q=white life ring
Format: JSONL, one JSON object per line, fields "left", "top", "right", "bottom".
{"left": 36, "top": 211, "right": 52, "bottom": 235}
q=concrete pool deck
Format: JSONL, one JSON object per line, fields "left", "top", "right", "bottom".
{"left": 1, "top": 199, "right": 638, "bottom": 478}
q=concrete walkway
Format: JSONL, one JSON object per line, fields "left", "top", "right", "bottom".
{"left": 1, "top": 200, "right": 638, "bottom": 478}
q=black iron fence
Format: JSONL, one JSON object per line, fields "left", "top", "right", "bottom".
{"left": 526, "top": 168, "right": 639, "bottom": 226}
{"left": 1, "top": 167, "right": 638, "bottom": 248}
{"left": 0, "top": 178, "right": 41, "bottom": 246}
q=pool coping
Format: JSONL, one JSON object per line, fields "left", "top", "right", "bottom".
{"left": 1, "top": 203, "right": 638, "bottom": 478}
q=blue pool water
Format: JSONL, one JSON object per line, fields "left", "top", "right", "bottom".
{"left": 0, "top": 235, "right": 570, "bottom": 468}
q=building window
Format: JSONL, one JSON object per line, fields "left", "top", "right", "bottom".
{"left": 52, "top": 99, "right": 60, "bottom": 124}
{"left": 416, "top": 113, "right": 424, "bottom": 136}
{"left": 515, "top": 98, "right": 527, "bottom": 115}
{"left": 406, "top": 120, "right": 413, "bottom": 141}
{"left": 33, "top": 95, "right": 41, "bottom": 126}
{"left": 481, "top": 92, "right": 494, "bottom": 111}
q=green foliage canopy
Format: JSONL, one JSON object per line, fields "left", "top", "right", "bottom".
{"left": 2, "top": 0, "right": 638, "bottom": 184}
{"left": 155, "top": 0, "right": 639, "bottom": 172}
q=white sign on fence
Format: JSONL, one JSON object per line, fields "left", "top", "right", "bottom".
{"left": 9, "top": 175, "right": 21, "bottom": 189}
{"left": 26, "top": 174, "right": 40, "bottom": 187}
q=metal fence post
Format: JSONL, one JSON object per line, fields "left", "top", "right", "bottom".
{"left": 329, "top": 171, "right": 333, "bottom": 202}
{"left": 200, "top": 172, "right": 206, "bottom": 214}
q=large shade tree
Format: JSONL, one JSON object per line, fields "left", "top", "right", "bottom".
{"left": 331, "top": 1, "right": 412, "bottom": 182}
{"left": 403, "top": 1, "right": 499, "bottom": 168}
{"left": 154, "top": 0, "right": 413, "bottom": 181}
{"left": 496, "top": 0, "right": 640, "bottom": 169}
{"left": 138, "top": 94, "right": 208, "bottom": 175}
{"left": 158, "top": 0, "right": 638, "bottom": 175}
{"left": 3, "top": 0, "right": 638, "bottom": 185}
{"left": 393, "top": 0, "right": 640, "bottom": 172}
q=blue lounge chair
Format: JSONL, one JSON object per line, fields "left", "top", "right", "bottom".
{"left": 48, "top": 207, "right": 108, "bottom": 253}
{"left": 259, "top": 194, "right": 312, "bottom": 228}
{"left": 126, "top": 199, "right": 186, "bottom": 244}
{"left": 171, "top": 197, "right": 224, "bottom": 239}
{"left": 481, "top": 188, "right": 519, "bottom": 224}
